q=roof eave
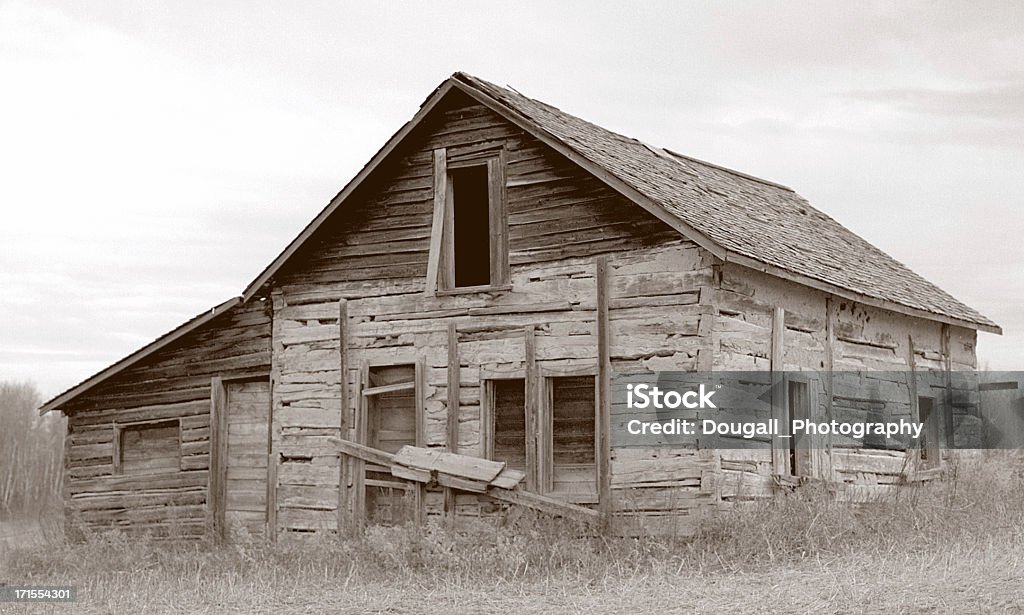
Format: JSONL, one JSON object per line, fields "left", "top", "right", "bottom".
{"left": 725, "top": 252, "right": 1002, "bottom": 335}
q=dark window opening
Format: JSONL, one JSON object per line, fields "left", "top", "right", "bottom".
{"left": 788, "top": 380, "right": 810, "bottom": 476}
{"left": 491, "top": 379, "right": 527, "bottom": 472}
{"left": 450, "top": 165, "right": 491, "bottom": 287}
{"left": 919, "top": 397, "right": 939, "bottom": 463}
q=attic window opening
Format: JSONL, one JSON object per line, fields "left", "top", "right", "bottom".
{"left": 427, "top": 148, "right": 508, "bottom": 295}
{"left": 451, "top": 165, "right": 491, "bottom": 288}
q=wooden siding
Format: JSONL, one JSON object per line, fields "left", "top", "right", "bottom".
{"left": 225, "top": 379, "right": 271, "bottom": 536}
{"left": 62, "top": 300, "right": 271, "bottom": 536}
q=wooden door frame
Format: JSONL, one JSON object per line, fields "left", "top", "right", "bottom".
{"left": 207, "top": 372, "right": 272, "bottom": 541}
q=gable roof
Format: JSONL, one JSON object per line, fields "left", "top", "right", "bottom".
{"left": 41, "top": 72, "right": 1001, "bottom": 414}
{"left": 243, "top": 72, "right": 999, "bottom": 334}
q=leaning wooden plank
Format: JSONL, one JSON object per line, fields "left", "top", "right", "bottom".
{"left": 433, "top": 452, "right": 505, "bottom": 482}
{"left": 437, "top": 473, "right": 490, "bottom": 494}
{"left": 330, "top": 437, "right": 395, "bottom": 467}
{"left": 392, "top": 446, "right": 443, "bottom": 470}
{"left": 390, "top": 464, "right": 431, "bottom": 483}
{"left": 489, "top": 468, "right": 527, "bottom": 490}
{"left": 487, "top": 487, "right": 601, "bottom": 524}
{"left": 393, "top": 445, "right": 505, "bottom": 483}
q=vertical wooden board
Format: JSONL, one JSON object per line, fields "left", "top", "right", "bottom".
{"left": 596, "top": 256, "right": 612, "bottom": 527}
{"left": 770, "top": 307, "right": 787, "bottom": 476}
{"left": 445, "top": 322, "right": 460, "bottom": 516}
{"left": 941, "top": 324, "right": 954, "bottom": 448}
{"left": 488, "top": 151, "right": 509, "bottom": 285}
{"left": 426, "top": 148, "right": 447, "bottom": 296}
{"left": 524, "top": 325, "right": 538, "bottom": 491}
{"left": 337, "top": 298, "right": 350, "bottom": 532}
{"left": 208, "top": 377, "right": 228, "bottom": 538}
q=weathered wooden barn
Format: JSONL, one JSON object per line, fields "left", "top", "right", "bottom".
{"left": 40, "top": 72, "right": 1000, "bottom": 538}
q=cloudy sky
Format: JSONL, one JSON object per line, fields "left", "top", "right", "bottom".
{"left": 2, "top": 1, "right": 1022, "bottom": 398}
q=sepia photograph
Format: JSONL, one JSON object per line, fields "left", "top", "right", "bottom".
{"left": 1, "top": 1, "right": 1022, "bottom": 612}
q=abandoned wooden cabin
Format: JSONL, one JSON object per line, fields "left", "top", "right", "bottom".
{"left": 40, "top": 72, "right": 1001, "bottom": 538}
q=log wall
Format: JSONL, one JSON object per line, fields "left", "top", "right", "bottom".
{"left": 61, "top": 300, "right": 272, "bottom": 536}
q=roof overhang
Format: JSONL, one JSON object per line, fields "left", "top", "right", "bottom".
{"left": 724, "top": 252, "right": 1003, "bottom": 335}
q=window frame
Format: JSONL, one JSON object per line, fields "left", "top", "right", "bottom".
{"left": 480, "top": 371, "right": 527, "bottom": 465}
{"left": 539, "top": 366, "right": 600, "bottom": 504}
{"left": 112, "top": 417, "right": 182, "bottom": 475}
{"left": 426, "top": 147, "right": 509, "bottom": 295}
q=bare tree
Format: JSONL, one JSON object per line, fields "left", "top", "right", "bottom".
{"left": 0, "top": 381, "right": 63, "bottom": 516}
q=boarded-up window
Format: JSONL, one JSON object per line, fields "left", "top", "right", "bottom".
{"left": 546, "top": 376, "right": 597, "bottom": 500}
{"left": 487, "top": 378, "right": 527, "bottom": 472}
{"left": 117, "top": 420, "right": 180, "bottom": 475}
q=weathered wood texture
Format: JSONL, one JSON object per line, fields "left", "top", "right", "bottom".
{"left": 59, "top": 88, "right": 982, "bottom": 539}
{"left": 224, "top": 380, "right": 271, "bottom": 537}
{"left": 63, "top": 301, "right": 271, "bottom": 535}
{"left": 267, "top": 93, "right": 702, "bottom": 531}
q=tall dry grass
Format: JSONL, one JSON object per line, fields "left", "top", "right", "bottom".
{"left": 0, "top": 381, "right": 64, "bottom": 518}
{"left": 2, "top": 452, "right": 1022, "bottom": 613}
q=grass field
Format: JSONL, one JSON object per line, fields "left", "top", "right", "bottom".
{"left": 2, "top": 454, "right": 1023, "bottom": 614}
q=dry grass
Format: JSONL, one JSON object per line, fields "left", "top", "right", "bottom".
{"left": 3, "top": 453, "right": 1023, "bottom": 614}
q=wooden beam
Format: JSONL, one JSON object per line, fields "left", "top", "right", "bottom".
{"left": 488, "top": 150, "right": 509, "bottom": 285}
{"left": 353, "top": 363, "right": 369, "bottom": 524}
{"left": 426, "top": 148, "right": 447, "bottom": 296}
{"left": 486, "top": 486, "right": 601, "bottom": 525}
{"left": 445, "top": 322, "right": 460, "bottom": 517}
{"left": 207, "top": 376, "right": 228, "bottom": 540}
{"left": 824, "top": 296, "right": 836, "bottom": 480}
{"left": 333, "top": 437, "right": 396, "bottom": 467}
{"left": 595, "top": 256, "right": 612, "bottom": 530}
{"left": 770, "top": 307, "right": 787, "bottom": 477}
{"left": 361, "top": 381, "right": 416, "bottom": 397}
{"left": 337, "top": 298, "right": 349, "bottom": 533}
{"left": 524, "top": 325, "right": 538, "bottom": 492}
{"left": 942, "top": 324, "right": 954, "bottom": 448}
{"left": 266, "top": 371, "right": 277, "bottom": 543}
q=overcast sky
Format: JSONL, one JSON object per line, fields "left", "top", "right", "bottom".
{"left": 2, "top": 1, "right": 1022, "bottom": 398}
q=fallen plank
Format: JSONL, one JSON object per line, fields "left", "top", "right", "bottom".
{"left": 490, "top": 468, "right": 527, "bottom": 490}
{"left": 394, "top": 445, "right": 505, "bottom": 483}
{"left": 330, "top": 437, "right": 395, "bottom": 467}
{"left": 486, "top": 487, "right": 601, "bottom": 525}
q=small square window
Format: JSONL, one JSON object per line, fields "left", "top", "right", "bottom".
{"left": 115, "top": 419, "right": 181, "bottom": 475}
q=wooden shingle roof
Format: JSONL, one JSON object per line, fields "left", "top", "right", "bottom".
{"left": 453, "top": 73, "right": 999, "bottom": 333}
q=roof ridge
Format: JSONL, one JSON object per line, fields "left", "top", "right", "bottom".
{"left": 457, "top": 72, "right": 796, "bottom": 194}
{"left": 661, "top": 148, "right": 795, "bottom": 193}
